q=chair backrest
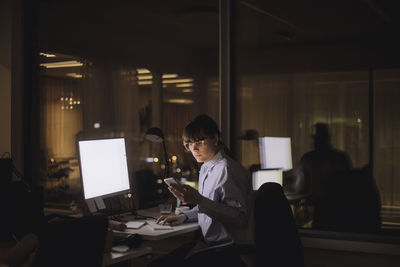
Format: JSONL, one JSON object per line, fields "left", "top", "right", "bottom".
{"left": 254, "top": 182, "right": 304, "bottom": 267}
{"left": 33, "top": 215, "right": 108, "bottom": 267}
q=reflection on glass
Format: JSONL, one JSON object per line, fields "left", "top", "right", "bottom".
{"left": 295, "top": 123, "right": 381, "bottom": 233}
{"left": 35, "top": 1, "right": 219, "bottom": 211}
{"left": 375, "top": 70, "right": 400, "bottom": 229}
{"left": 234, "top": 1, "right": 400, "bottom": 233}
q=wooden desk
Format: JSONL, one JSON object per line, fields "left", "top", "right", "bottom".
{"left": 115, "top": 221, "right": 199, "bottom": 241}
{"left": 106, "top": 207, "right": 199, "bottom": 265}
{"left": 114, "top": 207, "right": 200, "bottom": 241}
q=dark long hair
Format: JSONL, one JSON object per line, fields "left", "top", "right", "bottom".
{"left": 182, "top": 114, "right": 235, "bottom": 158}
{"left": 182, "top": 114, "right": 221, "bottom": 143}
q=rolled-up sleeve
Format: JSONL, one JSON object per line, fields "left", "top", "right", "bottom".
{"left": 198, "top": 164, "right": 249, "bottom": 226}
{"left": 183, "top": 150, "right": 252, "bottom": 245}
{"left": 198, "top": 197, "right": 247, "bottom": 226}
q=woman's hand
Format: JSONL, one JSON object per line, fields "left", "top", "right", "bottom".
{"left": 155, "top": 213, "right": 187, "bottom": 226}
{"left": 168, "top": 183, "right": 204, "bottom": 205}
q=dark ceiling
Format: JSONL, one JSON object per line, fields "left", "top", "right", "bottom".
{"left": 238, "top": 0, "right": 400, "bottom": 46}
{"left": 36, "top": 0, "right": 219, "bottom": 73}
{"left": 35, "top": 0, "right": 400, "bottom": 73}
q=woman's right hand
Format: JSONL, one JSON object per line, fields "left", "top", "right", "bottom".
{"left": 155, "top": 213, "right": 187, "bottom": 226}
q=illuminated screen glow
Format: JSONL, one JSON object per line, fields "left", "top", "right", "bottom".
{"left": 78, "top": 138, "right": 130, "bottom": 200}
{"left": 259, "top": 136, "right": 293, "bottom": 171}
{"left": 252, "top": 169, "right": 283, "bottom": 190}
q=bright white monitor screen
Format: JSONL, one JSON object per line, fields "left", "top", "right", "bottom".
{"left": 259, "top": 136, "right": 293, "bottom": 171}
{"left": 252, "top": 169, "right": 283, "bottom": 190}
{"left": 78, "top": 138, "right": 130, "bottom": 200}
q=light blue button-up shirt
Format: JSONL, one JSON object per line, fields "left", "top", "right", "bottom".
{"left": 183, "top": 149, "right": 253, "bottom": 245}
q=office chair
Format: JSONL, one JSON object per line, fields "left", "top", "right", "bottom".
{"left": 187, "top": 182, "right": 304, "bottom": 267}
{"left": 32, "top": 214, "right": 108, "bottom": 267}
{"left": 184, "top": 240, "right": 247, "bottom": 267}
{"left": 254, "top": 182, "right": 304, "bottom": 267}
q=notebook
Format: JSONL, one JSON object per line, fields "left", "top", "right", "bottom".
{"left": 125, "top": 221, "right": 146, "bottom": 229}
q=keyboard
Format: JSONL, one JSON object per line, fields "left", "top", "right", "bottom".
{"left": 146, "top": 220, "right": 173, "bottom": 230}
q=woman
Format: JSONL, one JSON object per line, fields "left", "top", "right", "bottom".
{"left": 150, "top": 114, "right": 252, "bottom": 267}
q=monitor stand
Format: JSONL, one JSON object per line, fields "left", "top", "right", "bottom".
{"left": 94, "top": 197, "right": 106, "bottom": 210}
{"left": 86, "top": 199, "right": 98, "bottom": 213}
{"left": 85, "top": 197, "right": 106, "bottom": 214}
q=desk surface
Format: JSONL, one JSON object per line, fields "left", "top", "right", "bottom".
{"left": 115, "top": 207, "right": 200, "bottom": 241}
{"left": 117, "top": 221, "right": 199, "bottom": 240}
{"left": 103, "top": 246, "right": 152, "bottom": 266}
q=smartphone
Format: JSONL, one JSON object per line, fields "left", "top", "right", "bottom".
{"left": 164, "top": 177, "right": 179, "bottom": 186}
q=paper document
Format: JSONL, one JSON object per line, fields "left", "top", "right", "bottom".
{"left": 146, "top": 220, "right": 173, "bottom": 230}
{"left": 125, "top": 221, "right": 146, "bottom": 229}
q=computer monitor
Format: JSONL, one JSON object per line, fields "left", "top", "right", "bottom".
{"left": 252, "top": 169, "right": 283, "bottom": 190}
{"left": 258, "top": 136, "right": 293, "bottom": 171}
{"left": 78, "top": 138, "right": 131, "bottom": 200}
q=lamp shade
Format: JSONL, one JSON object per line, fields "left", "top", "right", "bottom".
{"left": 144, "top": 127, "right": 170, "bottom": 179}
{"left": 145, "top": 127, "right": 164, "bottom": 143}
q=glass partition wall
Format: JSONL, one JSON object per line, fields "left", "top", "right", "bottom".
{"left": 375, "top": 70, "right": 400, "bottom": 227}
{"left": 27, "top": 0, "right": 400, "bottom": 233}
{"left": 34, "top": 0, "right": 219, "bottom": 210}
{"left": 235, "top": 0, "right": 400, "bottom": 232}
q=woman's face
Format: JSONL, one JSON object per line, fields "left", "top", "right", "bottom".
{"left": 185, "top": 133, "right": 219, "bottom": 163}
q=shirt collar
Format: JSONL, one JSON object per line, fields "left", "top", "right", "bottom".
{"left": 202, "top": 149, "right": 224, "bottom": 171}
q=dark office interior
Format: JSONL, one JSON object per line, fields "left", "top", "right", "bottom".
{"left": 1, "top": 0, "right": 400, "bottom": 266}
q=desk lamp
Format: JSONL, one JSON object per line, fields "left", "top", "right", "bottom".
{"left": 145, "top": 127, "right": 170, "bottom": 179}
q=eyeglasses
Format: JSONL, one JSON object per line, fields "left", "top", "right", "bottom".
{"left": 183, "top": 138, "right": 207, "bottom": 151}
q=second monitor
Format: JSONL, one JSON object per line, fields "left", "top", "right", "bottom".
{"left": 258, "top": 136, "right": 293, "bottom": 171}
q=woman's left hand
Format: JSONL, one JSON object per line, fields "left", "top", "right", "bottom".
{"left": 168, "top": 183, "right": 204, "bottom": 205}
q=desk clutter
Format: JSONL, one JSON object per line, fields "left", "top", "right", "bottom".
{"left": 107, "top": 209, "right": 177, "bottom": 232}
{"left": 146, "top": 220, "right": 173, "bottom": 230}
{"left": 105, "top": 206, "right": 199, "bottom": 243}
{"left": 110, "top": 218, "right": 174, "bottom": 231}
{"left": 126, "top": 221, "right": 146, "bottom": 229}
